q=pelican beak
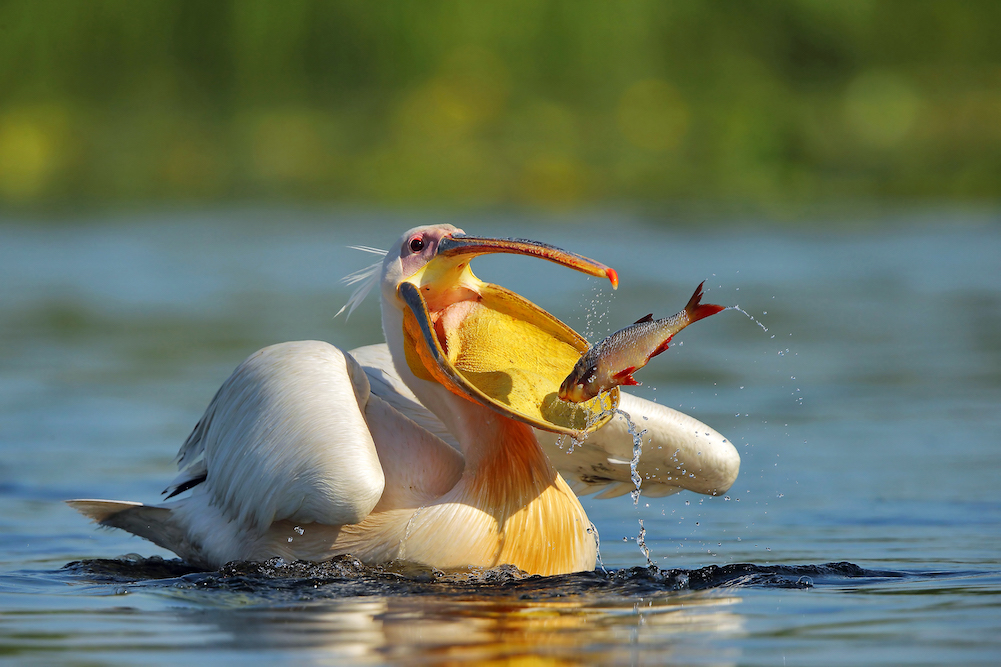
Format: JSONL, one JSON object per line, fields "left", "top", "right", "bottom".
{"left": 436, "top": 235, "right": 618, "bottom": 289}
{"left": 399, "top": 234, "right": 619, "bottom": 435}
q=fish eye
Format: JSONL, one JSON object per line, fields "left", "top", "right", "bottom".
{"left": 409, "top": 236, "right": 425, "bottom": 253}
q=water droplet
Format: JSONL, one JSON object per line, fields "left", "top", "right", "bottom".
{"left": 730, "top": 304, "right": 768, "bottom": 332}
{"left": 636, "top": 519, "right": 654, "bottom": 567}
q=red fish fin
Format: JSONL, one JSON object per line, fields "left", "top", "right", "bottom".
{"left": 633, "top": 313, "right": 654, "bottom": 324}
{"left": 647, "top": 336, "right": 673, "bottom": 360}
{"left": 612, "top": 366, "right": 640, "bottom": 385}
{"left": 685, "top": 280, "right": 726, "bottom": 324}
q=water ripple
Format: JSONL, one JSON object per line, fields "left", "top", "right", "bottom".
{"left": 59, "top": 555, "right": 931, "bottom": 603}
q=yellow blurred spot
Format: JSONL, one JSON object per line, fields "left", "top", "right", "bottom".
{"left": 395, "top": 80, "right": 474, "bottom": 143}
{"left": 366, "top": 47, "right": 511, "bottom": 203}
{"left": 519, "top": 156, "right": 587, "bottom": 206}
{"left": 844, "top": 70, "right": 921, "bottom": 148}
{"left": 616, "top": 79, "right": 690, "bottom": 152}
{"left": 0, "top": 108, "right": 67, "bottom": 201}
{"left": 438, "top": 46, "right": 510, "bottom": 126}
{"left": 393, "top": 47, "right": 509, "bottom": 145}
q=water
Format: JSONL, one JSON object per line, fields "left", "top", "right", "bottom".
{"left": 2, "top": 209, "right": 1000, "bottom": 664}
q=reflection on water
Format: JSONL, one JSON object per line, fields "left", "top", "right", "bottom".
{"left": 251, "top": 595, "right": 743, "bottom": 664}
{"left": 37, "top": 554, "right": 994, "bottom": 664}
{"left": 39, "top": 556, "right": 939, "bottom": 663}
{"left": 55, "top": 556, "right": 877, "bottom": 663}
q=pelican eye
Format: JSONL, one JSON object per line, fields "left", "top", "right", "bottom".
{"left": 409, "top": 237, "right": 425, "bottom": 252}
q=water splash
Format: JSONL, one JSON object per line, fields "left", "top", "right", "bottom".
{"left": 401, "top": 506, "right": 428, "bottom": 559}
{"left": 590, "top": 406, "right": 647, "bottom": 503}
{"left": 65, "top": 555, "right": 911, "bottom": 598}
{"left": 636, "top": 519, "right": 655, "bottom": 568}
{"left": 610, "top": 408, "right": 648, "bottom": 506}
{"left": 594, "top": 407, "right": 654, "bottom": 565}
{"left": 729, "top": 305, "right": 769, "bottom": 334}
{"left": 589, "top": 522, "right": 607, "bottom": 574}
{"left": 564, "top": 430, "right": 590, "bottom": 455}
{"left": 581, "top": 280, "right": 615, "bottom": 341}
{"left": 555, "top": 399, "right": 605, "bottom": 454}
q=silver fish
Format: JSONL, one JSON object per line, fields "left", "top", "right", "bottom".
{"left": 559, "top": 281, "right": 724, "bottom": 403}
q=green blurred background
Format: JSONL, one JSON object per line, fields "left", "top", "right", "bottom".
{"left": 1, "top": 0, "right": 999, "bottom": 214}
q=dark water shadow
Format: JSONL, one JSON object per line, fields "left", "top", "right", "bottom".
{"left": 59, "top": 555, "right": 943, "bottom": 604}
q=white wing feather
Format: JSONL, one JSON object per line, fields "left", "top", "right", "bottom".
{"left": 168, "top": 341, "right": 386, "bottom": 531}
{"left": 537, "top": 393, "right": 740, "bottom": 498}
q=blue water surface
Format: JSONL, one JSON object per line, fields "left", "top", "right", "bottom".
{"left": 1, "top": 209, "right": 999, "bottom": 665}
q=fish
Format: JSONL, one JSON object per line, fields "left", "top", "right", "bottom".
{"left": 558, "top": 281, "right": 725, "bottom": 403}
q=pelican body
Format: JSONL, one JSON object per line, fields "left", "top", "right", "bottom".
{"left": 69, "top": 226, "right": 739, "bottom": 576}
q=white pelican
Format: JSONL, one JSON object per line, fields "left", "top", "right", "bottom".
{"left": 69, "top": 225, "right": 739, "bottom": 576}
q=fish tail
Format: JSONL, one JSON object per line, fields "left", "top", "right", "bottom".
{"left": 685, "top": 281, "right": 725, "bottom": 324}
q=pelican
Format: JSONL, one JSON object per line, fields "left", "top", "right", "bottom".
{"left": 69, "top": 225, "right": 739, "bottom": 576}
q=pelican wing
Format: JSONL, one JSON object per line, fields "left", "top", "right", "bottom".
{"left": 168, "top": 341, "right": 387, "bottom": 531}
{"left": 536, "top": 393, "right": 740, "bottom": 499}
{"left": 349, "top": 343, "right": 739, "bottom": 499}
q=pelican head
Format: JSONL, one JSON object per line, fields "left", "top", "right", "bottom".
{"left": 379, "top": 224, "right": 617, "bottom": 310}
{"left": 378, "top": 224, "right": 619, "bottom": 438}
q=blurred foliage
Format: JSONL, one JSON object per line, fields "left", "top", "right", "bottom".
{"left": 1, "top": 0, "right": 999, "bottom": 212}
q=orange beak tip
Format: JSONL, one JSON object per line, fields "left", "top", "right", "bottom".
{"left": 606, "top": 268, "right": 619, "bottom": 290}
